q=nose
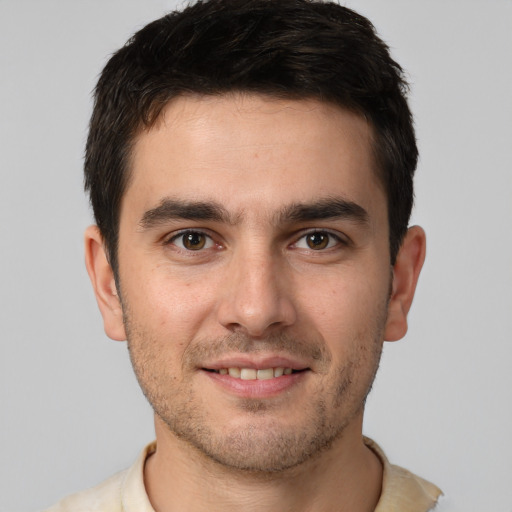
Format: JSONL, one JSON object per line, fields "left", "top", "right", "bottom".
{"left": 216, "top": 246, "right": 297, "bottom": 337}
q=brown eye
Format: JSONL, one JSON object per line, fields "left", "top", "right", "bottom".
{"left": 182, "top": 232, "right": 206, "bottom": 250}
{"left": 306, "top": 232, "right": 330, "bottom": 250}
{"left": 171, "top": 231, "right": 214, "bottom": 251}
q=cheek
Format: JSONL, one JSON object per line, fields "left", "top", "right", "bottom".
{"left": 121, "top": 263, "right": 221, "bottom": 340}
{"left": 295, "top": 266, "right": 389, "bottom": 345}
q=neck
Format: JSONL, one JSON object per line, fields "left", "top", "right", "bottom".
{"left": 144, "top": 414, "right": 382, "bottom": 512}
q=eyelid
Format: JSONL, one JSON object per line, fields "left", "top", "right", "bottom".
{"left": 162, "top": 227, "right": 348, "bottom": 250}
{"left": 292, "top": 229, "right": 349, "bottom": 250}
{"left": 165, "top": 229, "right": 218, "bottom": 251}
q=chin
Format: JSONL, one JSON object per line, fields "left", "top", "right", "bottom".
{"left": 165, "top": 410, "right": 347, "bottom": 474}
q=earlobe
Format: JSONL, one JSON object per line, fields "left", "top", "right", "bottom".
{"left": 84, "top": 225, "right": 126, "bottom": 341}
{"left": 384, "top": 226, "right": 426, "bottom": 342}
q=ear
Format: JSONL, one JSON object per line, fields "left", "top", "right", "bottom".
{"left": 384, "top": 226, "right": 426, "bottom": 342}
{"left": 84, "top": 225, "right": 126, "bottom": 341}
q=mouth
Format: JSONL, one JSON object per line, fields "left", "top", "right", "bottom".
{"left": 204, "top": 367, "right": 307, "bottom": 380}
{"left": 199, "top": 356, "right": 312, "bottom": 397}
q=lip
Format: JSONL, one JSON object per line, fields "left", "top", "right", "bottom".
{"left": 199, "top": 354, "right": 311, "bottom": 399}
{"left": 202, "top": 368, "right": 309, "bottom": 398}
{"left": 201, "top": 354, "right": 310, "bottom": 372}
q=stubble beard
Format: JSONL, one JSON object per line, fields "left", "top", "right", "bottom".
{"left": 124, "top": 312, "right": 386, "bottom": 474}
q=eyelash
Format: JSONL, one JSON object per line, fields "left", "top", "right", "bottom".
{"left": 292, "top": 230, "right": 347, "bottom": 251}
{"left": 165, "top": 229, "right": 348, "bottom": 253}
{"left": 166, "top": 230, "right": 218, "bottom": 252}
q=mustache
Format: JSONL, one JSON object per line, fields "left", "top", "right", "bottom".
{"left": 182, "top": 331, "right": 331, "bottom": 368}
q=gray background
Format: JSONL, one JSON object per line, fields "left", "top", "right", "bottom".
{"left": 1, "top": 1, "right": 511, "bottom": 511}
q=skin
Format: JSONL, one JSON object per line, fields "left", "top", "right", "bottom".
{"left": 85, "top": 93, "right": 426, "bottom": 512}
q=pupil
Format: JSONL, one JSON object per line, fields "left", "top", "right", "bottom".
{"left": 308, "top": 233, "right": 328, "bottom": 249}
{"left": 184, "top": 232, "right": 205, "bottom": 250}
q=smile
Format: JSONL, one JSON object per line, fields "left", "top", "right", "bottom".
{"left": 201, "top": 362, "right": 310, "bottom": 398}
{"left": 212, "top": 367, "right": 295, "bottom": 380}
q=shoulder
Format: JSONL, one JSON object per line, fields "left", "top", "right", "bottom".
{"left": 430, "top": 494, "right": 454, "bottom": 511}
{"left": 384, "top": 462, "right": 443, "bottom": 510}
{"left": 42, "top": 470, "right": 127, "bottom": 512}
{"left": 42, "top": 442, "right": 156, "bottom": 512}
{"left": 364, "top": 437, "right": 443, "bottom": 512}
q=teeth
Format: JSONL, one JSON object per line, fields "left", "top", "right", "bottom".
{"left": 257, "top": 368, "right": 274, "bottom": 380}
{"left": 240, "top": 368, "right": 257, "bottom": 380}
{"left": 218, "top": 367, "right": 294, "bottom": 380}
{"left": 228, "top": 367, "right": 241, "bottom": 378}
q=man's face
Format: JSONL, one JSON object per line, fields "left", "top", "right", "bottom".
{"left": 113, "top": 94, "right": 394, "bottom": 471}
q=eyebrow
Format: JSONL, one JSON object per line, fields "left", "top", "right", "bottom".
{"left": 138, "top": 197, "right": 369, "bottom": 230}
{"left": 139, "top": 199, "right": 235, "bottom": 229}
{"left": 277, "top": 198, "right": 369, "bottom": 225}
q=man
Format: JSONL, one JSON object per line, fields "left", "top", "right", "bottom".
{"left": 47, "top": 0, "right": 442, "bottom": 510}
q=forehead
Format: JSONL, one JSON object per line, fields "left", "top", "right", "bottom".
{"left": 124, "top": 93, "right": 385, "bottom": 223}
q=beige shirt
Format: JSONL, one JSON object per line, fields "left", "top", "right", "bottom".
{"left": 45, "top": 438, "right": 442, "bottom": 512}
